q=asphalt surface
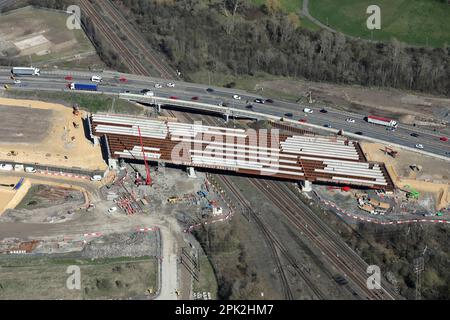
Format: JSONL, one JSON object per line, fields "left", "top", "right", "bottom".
{"left": 0, "top": 67, "right": 449, "bottom": 158}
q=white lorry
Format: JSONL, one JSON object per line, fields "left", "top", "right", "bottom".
{"left": 11, "top": 67, "right": 40, "bottom": 76}
{"left": 366, "top": 115, "right": 398, "bottom": 128}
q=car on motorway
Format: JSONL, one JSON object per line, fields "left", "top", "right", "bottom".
{"left": 446, "top": 151, "right": 450, "bottom": 156}
{"left": 254, "top": 98, "right": 264, "bottom": 104}
{"left": 386, "top": 127, "right": 396, "bottom": 131}
{"left": 245, "top": 104, "right": 253, "bottom": 109}
{"left": 265, "top": 98, "right": 274, "bottom": 103}
{"left": 323, "top": 124, "right": 331, "bottom": 128}
{"left": 169, "top": 96, "right": 178, "bottom": 100}
{"left": 0, "top": 164, "right": 14, "bottom": 171}
{"left": 13, "top": 79, "right": 21, "bottom": 84}
{"left": 140, "top": 89, "right": 154, "bottom": 96}
{"left": 191, "top": 96, "right": 199, "bottom": 101}
{"left": 410, "top": 133, "right": 420, "bottom": 138}
{"left": 233, "top": 94, "right": 241, "bottom": 100}
{"left": 64, "top": 76, "right": 73, "bottom": 81}
{"left": 154, "top": 83, "right": 162, "bottom": 88}
{"left": 415, "top": 144, "right": 424, "bottom": 149}
{"left": 124, "top": 90, "right": 130, "bottom": 93}
{"left": 354, "top": 131, "right": 363, "bottom": 135}
{"left": 303, "top": 108, "right": 313, "bottom": 113}
{"left": 90, "top": 75, "right": 102, "bottom": 83}
{"left": 284, "top": 113, "right": 293, "bottom": 118}
{"left": 167, "top": 83, "right": 175, "bottom": 87}
{"left": 440, "top": 136, "right": 448, "bottom": 142}
{"left": 320, "top": 108, "right": 328, "bottom": 113}
{"left": 346, "top": 118, "right": 355, "bottom": 123}
{"left": 206, "top": 88, "right": 214, "bottom": 93}
{"left": 299, "top": 119, "right": 307, "bottom": 123}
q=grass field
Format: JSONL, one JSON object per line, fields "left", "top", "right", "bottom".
{"left": 0, "top": 255, "right": 157, "bottom": 299}
{"left": 309, "top": 0, "right": 450, "bottom": 47}
{"left": 3, "top": 90, "right": 143, "bottom": 114}
{"left": 0, "top": 6, "right": 103, "bottom": 69}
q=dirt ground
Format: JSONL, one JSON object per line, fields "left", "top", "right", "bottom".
{"left": 261, "top": 79, "right": 450, "bottom": 131}
{"left": 361, "top": 142, "right": 450, "bottom": 210}
{"left": 0, "top": 97, "right": 107, "bottom": 171}
{"left": 0, "top": 176, "right": 30, "bottom": 215}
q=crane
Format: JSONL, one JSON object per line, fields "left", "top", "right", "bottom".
{"left": 138, "top": 126, "right": 152, "bottom": 185}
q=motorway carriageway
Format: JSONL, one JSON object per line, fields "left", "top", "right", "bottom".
{"left": 0, "top": 68, "right": 449, "bottom": 158}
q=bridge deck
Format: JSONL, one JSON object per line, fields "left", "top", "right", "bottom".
{"left": 91, "top": 114, "right": 394, "bottom": 190}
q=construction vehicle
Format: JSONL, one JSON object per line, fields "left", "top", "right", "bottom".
{"left": 384, "top": 146, "right": 398, "bottom": 158}
{"left": 402, "top": 185, "right": 420, "bottom": 200}
{"left": 73, "top": 121, "right": 79, "bottom": 128}
{"left": 167, "top": 196, "right": 181, "bottom": 204}
{"left": 3, "top": 84, "right": 9, "bottom": 90}
{"left": 72, "top": 104, "right": 80, "bottom": 116}
{"left": 410, "top": 164, "right": 422, "bottom": 172}
{"left": 11, "top": 67, "right": 40, "bottom": 76}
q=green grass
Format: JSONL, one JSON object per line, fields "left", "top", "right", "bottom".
{"left": 251, "top": 0, "right": 303, "bottom": 13}
{"left": 309, "top": 0, "right": 450, "bottom": 47}
{"left": 193, "top": 255, "right": 218, "bottom": 299}
{"left": 3, "top": 90, "right": 143, "bottom": 114}
{"left": 0, "top": 255, "right": 157, "bottom": 299}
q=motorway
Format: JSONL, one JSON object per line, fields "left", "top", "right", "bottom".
{"left": 1, "top": 67, "right": 449, "bottom": 158}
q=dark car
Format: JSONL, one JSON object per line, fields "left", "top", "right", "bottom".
{"left": 206, "top": 88, "right": 214, "bottom": 93}
{"left": 324, "top": 124, "right": 331, "bottom": 128}
{"left": 191, "top": 96, "right": 199, "bottom": 101}
{"left": 169, "top": 96, "right": 178, "bottom": 100}
{"left": 265, "top": 99, "right": 274, "bottom": 103}
{"left": 141, "top": 89, "right": 151, "bottom": 94}
{"left": 245, "top": 104, "right": 253, "bottom": 109}
{"left": 254, "top": 98, "right": 265, "bottom": 104}
{"left": 284, "top": 113, "right": 293, "bottom": 118}
{"left": 354, "top": 131, "right": 363, "bottom": 135}
{"left": 410, "top": 133, "right": 420, "bottom": 138}
{"left": 320, "top": 108, "right": 328, "bottom": 113}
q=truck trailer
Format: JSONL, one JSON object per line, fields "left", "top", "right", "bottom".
{"left": 11, "top": 67, "right": 40, "bottom": 76}
{"left": 366, "top": 115, "right": 398, "bottom": 128}
{"left": 69, "top": 83, "right": 98, "bottom": 91}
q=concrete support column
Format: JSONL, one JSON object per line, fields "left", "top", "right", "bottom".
{"left": 108, "top": 158, "right": 118, "bottom": 170}
{"left": 187, "top": 166, "right": 197, "bottom": 178}
{"left": 156, "top": 103, "right": 161, "bottom": 112}
{"left": 93, "top": 136, "right": 99, "bottom": 146}
{"left": 223, "top": 113, "right": 229, "bottom": 123}
{"left": 300, "top": 180, "right": 312, "bottom": 192}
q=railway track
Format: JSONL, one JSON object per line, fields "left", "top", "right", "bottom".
{"left": 252, "top": 179, "right": 397, "bottom": 300}
{"left": 218, "top": 175, "right": 294, "bottom": 299}
{"left": 98, "top": 0, "right": 177, "bottom": 79}
{"left": 79, "top": 0, "right": 150, "bottom": 76}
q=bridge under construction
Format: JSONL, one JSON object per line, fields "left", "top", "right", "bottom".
{"left": 89, "top": 113, "right": 394, "bottom": 190}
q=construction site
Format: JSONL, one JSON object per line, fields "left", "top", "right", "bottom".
{"left": 0, "top": 95, "right": 449, "bottom": 300}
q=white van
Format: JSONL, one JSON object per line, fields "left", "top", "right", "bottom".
{"left": 14, "top": 164, "right": 24, "bottom": 171}
{"left": 0, "top": 164, "right": 13, "bottom": 171}
{"left": 90, "top": 75, "right": 102, "bottom": 83}
{"left": 303, "top": 108, "right": 313, "bottom": 114}
{"left": 90, "top": 175, "right": 102, "bottom": 181}
{"left": 25, "top": 167, "right": 37, "bottom": 173}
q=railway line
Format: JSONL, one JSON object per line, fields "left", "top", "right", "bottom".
{"left": 98, "top": 0, "right": 177, "bottom": 79}
{"left": 79, "top": 0, "right": 150, "bottom": 76}
{"left": 252, "top": 179, "right": 398, "bottom": 300}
